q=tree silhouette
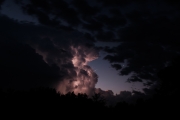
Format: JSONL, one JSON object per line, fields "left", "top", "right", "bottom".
{"left": 157, "top": 56, "right": 180, "bottom": 96}
{"left": 92, "top": 93, "right": 106, "bottom": 106}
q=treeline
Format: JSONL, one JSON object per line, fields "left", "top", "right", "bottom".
{"left": 1, "top": 57, "right": 180, "bottom": 118}
{"left": 0, "top": 86, "right": 178, "bottom": 119}
{"left": 0, "top": 87, "right": 109, "bottom": 118}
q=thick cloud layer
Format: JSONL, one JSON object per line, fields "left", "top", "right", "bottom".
{"left": 0, "top": 14, "right": 99, "bottom": 95}
{"left": 15, "top": 0, "right": 180, "bottom": 86}
{"left": 1, "top": 0, "right": 180, "bottom": 100}
{"left": 56, "top": 45, "right": 98, "bottom": 95}
{"left": 103, "top": 4, "right": 180, "bottom": 85}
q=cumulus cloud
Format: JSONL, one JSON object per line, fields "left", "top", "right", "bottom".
{"left": 104, "top": 12, "right": 180, "bottom": 85}
{"left": 94, "top": 88, "right": 154, "bottom": 105}
{"left": 0, "top": 14, "right": 99, "bottom": 95}
{"left": 56, "top": 45, "right": 99, "bottom": 95}
{"left": 1, "top": 0, "right": 180, "bottom": 100}
{"left": 0, "top": 0, "right": 5, "bottom": 9}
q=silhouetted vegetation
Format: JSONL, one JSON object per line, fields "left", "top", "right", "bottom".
{"left": 1, "top": 57, "right": 179, "bottom": 119}
{"left": 0, "top": 87, "right": 109, "bottom": 118}
{"left": 1, "top": 75, "right": 179, "bottom": 119}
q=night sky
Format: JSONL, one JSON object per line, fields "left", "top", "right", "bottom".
{"left": 0, "top": 0, "right": 180, "bottom": 101}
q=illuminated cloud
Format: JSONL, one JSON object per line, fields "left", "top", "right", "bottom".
{"left": 0, "top": 14, "right": 100, "bottom": 96}
{"left": 1, "top": 0, "right": 180, "bottom": 102}
{"left": 56, "top": 45, "right": 98, "bottom": 95}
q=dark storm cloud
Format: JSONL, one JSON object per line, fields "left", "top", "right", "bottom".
{"left": 102, "top": 1, "right": 180, "bottom": 85}
{"left": 111, "top": 64, "right": 122, "bottom": 70}
{"left": 96, "top": 14, "right": 127, "bottom": 30}
{"left": 0, "top": 15, "right": 70, "bottom": 89}
{"left": 84, "top": 33, "right": 96, "bottom": 42}
{"left": 2, "top": 0, "right": 180, "bottom": 99}
{"left": 72, "top": 0, "right": 99, "bottom": 17}
{"left": 16, "top": 0, "right": 80, "bottom": 26}
{"left": 0, "top": 0, "right": 5, "bottom": 6}
{"left": 104, "top": 40, "right": 179, "bottom": 84}
{"left": 97, "top": 0, "right": 150, "bottom": 7}
{"left": 0, "top": 14, "right": 99, "bottom": 95}
{"left": 0, "top": 40, "right": 60, "bottom": 89}
{"left": 97, "top": 0, "right": 180, "bottom": 7}
{"left": 0, "top": 0, "right": 5, "bottom": 10}
{"left": 95, "top": 31, "right": 115, "bottom": 42}
{"left": 109, "top": 8, "right": 121, "bottom": 15}
{"left": 15, "top": 0, "right": 126, "bottom": 33}
{"left": 163, "top": 0, "right": 180, "bottom": 7}
{"left": 97, "top": 0, "right": 131, "bottom": 7}
{"left": 14, "top": 0, "right": 180, "bottom": 87}
{"left": 82, "top": 19, "right": 103, "bottom": 32}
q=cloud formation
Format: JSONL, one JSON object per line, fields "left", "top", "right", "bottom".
{"left": 1, "top": 0, "right": 180, "bottom": 100}
{"left": 56, "top": 45, "right": 98, "bottom": 95}
{"left": 0, "top": 14, "right": 99, "bottom": 95}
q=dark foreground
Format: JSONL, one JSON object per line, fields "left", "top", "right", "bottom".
{"left": 0, "top": 87, "right": 178, "bottom": 119}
